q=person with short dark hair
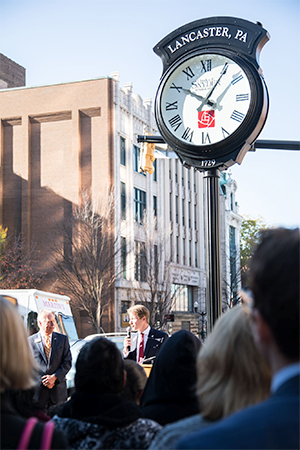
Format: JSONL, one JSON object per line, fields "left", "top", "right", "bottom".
{"left": 123, "top": 359, "right": 147, "bottom": 404}
{"left": 52, "top": 337, "right": 162, "bottom": 449}
{"left": 177, "top": 227, "right": 300, "bottom": 450}
{"left": 140, "top": 329, "right": 201, "bottom": 425}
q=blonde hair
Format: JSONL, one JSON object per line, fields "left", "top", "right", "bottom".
{"left": 37, "top": 309, "right": 55, "bottom": 325}
{"left": 127, "top": 304, "right": 150, "bottom": 323}
{"left": 0, "top": 296, "right": 38, "bottom": 392}
{"left": 197, "top": 304, "right": 271, "bottom": 421}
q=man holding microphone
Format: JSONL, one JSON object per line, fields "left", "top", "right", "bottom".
{"left": 123, "top": 305, "right": 168, "bottom": 364}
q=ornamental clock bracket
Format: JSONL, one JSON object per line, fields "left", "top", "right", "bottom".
{"left": 153, "top": 17, "right": 270, "bottom": 171}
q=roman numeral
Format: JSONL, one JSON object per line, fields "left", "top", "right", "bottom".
{"left": 182, "top": 127, "right": 194, "bottom": 142}
{"left": 170, "top": 83, "right": 182, "bottom": 93}
{"left": 169, "top": 114, "right": 182, "bottom": 131}
{"left": 236, "top": 94, "right": 249, "bottom": 101}
{"left": 202, "top": 132, "right": 211, "bottom": 144}
{"left": 182, "top": 66, "right": 195, "bottom": 80}
{"left": 166, "top": 101, "right": 178, "bottom": 111}
{"left": 201, "top": 59, "right": 212, "bottom": 72}
{"left": 221, "top": 127, "right": 230, "bottom": 138}
{"left": 231, "top": 74, "right": 243, "bottom": 85}
{"left": 230, "top": 110, "right": 245, "bottom": 123}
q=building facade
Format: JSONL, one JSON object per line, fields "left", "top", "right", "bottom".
{"left": 0, "top": 71, "right": 242, "bottom": 336}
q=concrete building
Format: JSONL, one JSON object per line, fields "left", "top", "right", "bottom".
{"left": 0, "top": 71, "right": 242, "bottom": 336}
{"left": 0, "top": 53, "right": 26, "bottom": 89}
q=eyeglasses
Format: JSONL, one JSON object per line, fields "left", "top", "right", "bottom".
{"left": 239, "top": 289, "right": 254, "bottom": 315}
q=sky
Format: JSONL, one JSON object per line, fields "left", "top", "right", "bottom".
{"left": 1, "top": 0, "right": 299, "bottom": 228}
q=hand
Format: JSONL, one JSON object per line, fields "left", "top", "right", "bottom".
{"left": 197, "top": 62, "right": 229, "bottom": 112}
{"left": 123, "top": 336, "right": 132, "bottom": 356}
{"left": 41, "top": 374, "right": 57, "bottom": 389}
{"left": 214, "top": 70, "right": 243, "bottom": 110}
{"left": 182, "top": 88, "right": 216, "bottom": 108}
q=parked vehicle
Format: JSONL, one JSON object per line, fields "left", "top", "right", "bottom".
{"left": 66, "top": 332, "right": 127, "bottom": 396}
{"left": 0, "top": 289, "right": 78, "bottom": 340}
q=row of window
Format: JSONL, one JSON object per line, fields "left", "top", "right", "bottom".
{"left": 121, "top": 137, "right": 157, "bottom": 181}
{"left": 120, "top": 237, "right": 158, "bottom": 283}
{"left": 121, "top": 183, "right": 157, "bottom": 224}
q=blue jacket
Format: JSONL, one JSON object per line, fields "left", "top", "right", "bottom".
{"left": 177, "top": 375, "right": 299, "bottom": 450}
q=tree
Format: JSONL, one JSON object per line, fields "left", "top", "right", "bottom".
{"left": 52, "top": 191, "right": 122, "bottom": 333}
{"left": 240, "top": 216, "right": 268, "bottom": 287}
{"left": 133, "top": 210, "right": 176, "bottom": 330}
{"left": 0, "top": 226, "right": 44, "bottom": 288}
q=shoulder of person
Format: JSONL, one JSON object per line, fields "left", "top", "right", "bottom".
{"left": 28, "top": 332, "right": 41, "bottom": 343}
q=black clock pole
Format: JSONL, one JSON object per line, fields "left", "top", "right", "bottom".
{"left": 203, "top": 168, "right": 222, "bottom": 333}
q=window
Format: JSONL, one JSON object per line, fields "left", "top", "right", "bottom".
{"left": 135, "top": 241, "right": 146, "bottom": 282}
{"left": 183, "top": 238, "right": 186, "bottom": 265}
{"left": 175, "top": 159, "right": 178, "bottom": 183}
{"left": 175, "top": 196, "right": 179, "bottom": 224}
{"left": 169, "top": 193, "right": 172, "bottom": 221}
{"left": 120, "top": 137, "right": 126, "bottom": 166}
{"left": 195, "top": 242, "right": 198, "bottom": 268}
{"left": 153, "top": 159, "right": 157, "bottom": 181}
{"left": 133, "top": 145, "right": 140, "bottom": 172}
{"left": 188, "top": 169, "right": 191, "bottom": 190}
{"left": 121, "top": 182, "right": 126, "bottom": 220}
{"left": 153, "top": 195, "right": 157, "bottom": 217}
{"left": 189, "top": 240, "right": 192, "bottom": 266}
{"left": 194, "top": 204, "right": 197, "bottom": 229}
{"left": 182, "top": 199, "right": 185, "bottom": 226}
{"left": 176, "top": 236, "right": 179, "bottom": 263}
{"left": 121, "top": 237, "right": 127, "bottom": 279}
{"left": 188, "top": 202, "right": 191, "bottom": 228}
{"left": 172, "top": 284, "right": 193, "bottom": 312}
{"left": 134, "top": 188, "right": 146, "bottom": 224}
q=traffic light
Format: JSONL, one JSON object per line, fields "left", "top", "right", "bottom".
{"left": 139, "top": 142, "right": 156, "bottom": 174}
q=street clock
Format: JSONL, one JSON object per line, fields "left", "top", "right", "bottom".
{"left": 154, "top": 17, "right": 269, "bottom": 171}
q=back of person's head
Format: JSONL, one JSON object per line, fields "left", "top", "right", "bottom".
{"left": 127, "top": 304, "right": 150, "bottom": 322}
{"left": 0, "top": 296, "right": 37, "bottom": 392}
{"left": 75, "top": 337, "right": 125, "bottom": 395}
{"left": 141, "top": 329, "right": 201, "bottom": 403}
{"left": 250, "top": 227, "right": 299, "bottom": 360}
{"left": 123, "top": 360, "right": 147, "bottom": 404}
{"left": 197, "top": 305, "right": 271, "bottom": 421}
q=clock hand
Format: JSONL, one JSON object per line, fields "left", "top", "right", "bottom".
{"left": 181, "top": 88, "right": 216, "bottom": 108}
{"left": 197, "top": 63, "right": 229, "bottom": 112}
{"left": 214, "top": 71, "right": 242, "bottom": 110}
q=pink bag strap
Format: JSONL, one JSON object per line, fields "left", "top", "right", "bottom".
{"left": 17, "top": 417, "right": 38, "bottom": 450}
{"left": 40, "top": 420, "right": 55, "bottom": 450}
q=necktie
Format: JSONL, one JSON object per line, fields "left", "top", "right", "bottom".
{"left": 138, "top": 333, "right": 144, "bottom": 363}
{"left": 44, "top": 336, "right": 51, "bottom": 360}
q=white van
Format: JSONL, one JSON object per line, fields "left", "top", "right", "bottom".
{"left": 0, "top": 289, "right": 78, "bottom": 340}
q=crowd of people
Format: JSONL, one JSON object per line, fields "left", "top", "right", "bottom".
{"left": 0, "top": 227, "right": 299, "bottom": 449}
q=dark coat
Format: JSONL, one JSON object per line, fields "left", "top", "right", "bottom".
{"left": 0, "top": 396, "right": 67, "bottom": 449}
{"left": 52, "top": 392, "right": 162, "bottom": 449}
{"left": 125, "top": 327, "right": 169, "bottom": 363}
{"left": 177, "top": 374, "right": 300, "bottom": 450}
{"left": 28, "top": 331, "right": 72, "bottom": 408}
{"left": 140, "top": 329, "right": 201, "bottom": 425}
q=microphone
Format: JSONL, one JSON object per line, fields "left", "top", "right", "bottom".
{"left": 126, "top": 326, "right": 131, "bottom": 352}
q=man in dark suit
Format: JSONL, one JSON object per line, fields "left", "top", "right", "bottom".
{"left": 28, "top": 309, "right": 72, "bottom": 412}
{"left": 123, "top": 304, "right": 168, "bottom": 364}
{"left": 177, "top": 227, "right": 299, "bottom": 450}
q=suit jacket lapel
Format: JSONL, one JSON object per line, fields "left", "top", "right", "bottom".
{"left": 36, "top": 331, "right": 48, "bottom": 365}
{"left": 49, "top": 332, "right": 58, "bottom": 364}
{"left": 144, "top": 327, "right": 154, "bottom": 358}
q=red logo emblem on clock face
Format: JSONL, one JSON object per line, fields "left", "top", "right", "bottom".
{"left": 198, "top": 110, "right": 215, "bottom": 128}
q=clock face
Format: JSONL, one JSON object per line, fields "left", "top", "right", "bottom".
{"left": 158, "top": 53, "right": 252, "bottom": 147}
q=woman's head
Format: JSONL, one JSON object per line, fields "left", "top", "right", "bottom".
{"left": 75, "top": 337, "right": 125, "bottom": 395}
{"left": 197, "top": 304, "right": 271, "bottom": 421}
{"left": 0, "top": 296, "right": 37, "bottom": 393}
